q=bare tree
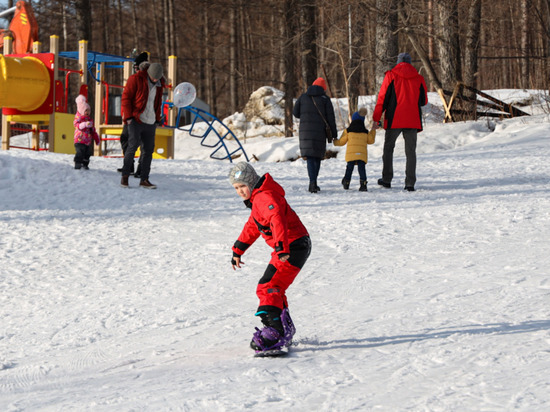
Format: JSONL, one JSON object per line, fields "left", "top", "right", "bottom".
{"left": 283, "top": 0, "right": 298, "bottom": 137}
{"left": 74, "top": 0, "right": 92, "bottom": 48}
{"left": 229, "top": 2, "right": 238, "bottom": 113}
{"left": 374, "top": 0, "right": 398, "bottom": 91}
{"left": 463, "top": 0, "right": 482, "bottom": 118}
{"left": 520, "top": 0, "right": 530, "bottom": 88}
{"left": 436, "top": 0, "right": 461, "bottom": 90}
{"left": 300, "top": 0, "right": 318, "bottom": 87}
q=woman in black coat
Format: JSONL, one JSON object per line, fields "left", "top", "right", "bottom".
{"left": 293, "top": 77, "right": 338, "bottom": 193}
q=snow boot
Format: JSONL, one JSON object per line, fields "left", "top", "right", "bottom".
{"left": 377, "top": 178, "right": 391, "bottom": 188}
{"left": 250, "top": 309, "right": 295, "bottom": 351}
{"left": 250, "top": 310, "right": 285, "bottom": 351}
{"left": 359, "top": 180, "right": 368, "bottom": 192}
{"left": 308, "top": 181, "right": 320, "bottom": 193}
{"left": 341, "top": 178, "right": 350, "bottom": 190}
{"left": 140, "top": 179, "right": 157, "bottom": 189}
{"left": 74, "top": 163, "right": 82, "bottom": 170}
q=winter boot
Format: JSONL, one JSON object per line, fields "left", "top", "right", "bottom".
{"left": 250, "top": 311, "right": 284, "bottom": 351}
{"left": 140, "top": 179, "right": 157, "bottom": 189}
{"left": 74, "top": 163, "right": 82, "bottom": 170}
{"left": 121, "top": 175, "right": 129, "bottom": 188}
{"left": 308, "top": 182, "right": 319, "bottom": 193}
{"left": 359, "top": 180, "right": 368, "bottom": 192}
{"left": 341, "top": 178, "right": 350, "bottom": 190}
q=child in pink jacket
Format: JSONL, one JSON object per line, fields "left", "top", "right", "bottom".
{"left": 73, "top": 94, "right": 99, "bottom": 170}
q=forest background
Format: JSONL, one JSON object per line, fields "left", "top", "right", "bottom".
{"left": 2, "top": 0, "right": 549, "bottom": 130}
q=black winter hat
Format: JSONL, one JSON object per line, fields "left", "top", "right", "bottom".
{"left": 134, "top": 51, "right": 149, "bottom": 67}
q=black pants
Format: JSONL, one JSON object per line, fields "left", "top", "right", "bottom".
{"left": 74, "top": 143, "right": 93, "bottom": 166}
{"left": 122, "top": 122, "right": 156, "bottom": 180}
{"left": 120, "top": 123, "right": 143, "bottom": 173}
{"left": 344, "top": 160, "right": 367, "bottom": 182}
{"left": 382, "top": 128, "right": 417, "bottom": 187}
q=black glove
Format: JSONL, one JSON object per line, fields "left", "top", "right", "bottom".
{"left": 231, "top": 252, "right": 241, "bottom": 266}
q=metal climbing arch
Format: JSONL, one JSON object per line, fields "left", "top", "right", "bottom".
{"left": 172, "top": 105, "right": 249, "bottom": 163}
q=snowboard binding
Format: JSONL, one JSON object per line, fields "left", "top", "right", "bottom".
{"left": 251, "top": 308, "right": 295, "bottom": 353}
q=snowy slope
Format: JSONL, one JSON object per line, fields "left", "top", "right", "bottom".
{"left": 1, "top": 91, "right": 550, "bottom": 411}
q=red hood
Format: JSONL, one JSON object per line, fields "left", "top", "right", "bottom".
{"left": 251, "top": 173, "right": 285, "bottom": 201}
{"left": 392, "top": 63, "right": 421, "bottom": 79}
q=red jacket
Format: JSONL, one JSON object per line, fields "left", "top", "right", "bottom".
{"left": 121, "top": 70, "right": 165, "bottom": 124}
{"left": 373, "top": 63, "right": 428, "bottom": 131}
{"left": 232, "top": 174, "right": 309, "bottom": 258}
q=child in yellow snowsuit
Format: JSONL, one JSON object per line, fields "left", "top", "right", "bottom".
{"left": 334, "top": 107, "right": 377, "bottom": 191}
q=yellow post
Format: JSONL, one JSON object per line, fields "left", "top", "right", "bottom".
{"left": 32, "top": 41, "right": 41, "bottom": 54}
{"left": 123, "top": 61, "right": 132, "bottom": 86}
{"left": 168, "top": 55, "right": 177, "bottom": 127}
{"left": 78, "top": 40, "right": 88, "bottom": 86}
{"left": 166, "top": 55, "right": 177, "bottom": 159}
{"left": 49, "top": 35, "right": 60, "bottom": 151}
{"left": 94, "top": 62, "right": 104, "bottom": 156}
{"left": 3, "top": 35, "right": 13, "bottom": 54}
{"left": 31, "top": 41, "right": 42, "bottom": 149}
{"left": 1, "top": 36, "right": 13, "bottom": 150}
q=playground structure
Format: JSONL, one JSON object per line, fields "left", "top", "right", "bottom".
{"left": 1, "top": 33, "right": 249, "bottom": 162}
{"left": 0, "top": 34, "right": 177, "bottom": 158}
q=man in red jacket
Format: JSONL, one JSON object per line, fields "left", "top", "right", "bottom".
{"left": 373, "top": 52, "right": 428, "bottom": 191}
{"left": 229, "top": 162, "right": 311, "bottom": 353}
{"left": 120, "top": 62, "right": 165, "bottom": 189}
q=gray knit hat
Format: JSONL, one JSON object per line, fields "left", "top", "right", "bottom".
{"left": 147, "top": 63, "right": 163, "bottom": 80}
{"left": 229, "top": 162, "right": 260, "bottom": 190}
{"left": 397, "top": 52, "right": 412, "bottom": 64}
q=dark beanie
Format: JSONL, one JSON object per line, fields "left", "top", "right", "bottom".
{"left": 134, "top": 52, "right": 149, "bottom": 67}
{"left": 228, "top": 162, "right": 260, "bottom": 190}
{"left": 397, "top": 52, "right": 412, "bottom": 64}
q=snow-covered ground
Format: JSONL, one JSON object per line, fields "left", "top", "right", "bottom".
{"left": 1, "top": 90, "right": 550, "bottom": 411}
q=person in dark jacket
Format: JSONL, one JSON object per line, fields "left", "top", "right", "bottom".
{"left": 229, "top": 162, "right": 311, "bottom": 353}
{"left": 373, "top": 52, "right": 428, "bottom": 191}
{"left": 120, "top": 62, "right": 165, "bottom": 189}
{"left": 293, "top": 77, "right": 337, "bottom": 193}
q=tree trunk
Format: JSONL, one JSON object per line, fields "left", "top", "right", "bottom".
{"left": 436, "top": 0, "right": 461, "bottom": 90}
{"left": 300, "top": 0, "right": 318, "bottom": 87}
{"left": 283, "top": 0, "right": 298, "bottom": 137}
{"left": 349, "top": 3, "right": 365, "bottom": 116}
{"left": 229, "top": 4, "right": 238, "bottom": 113}
{"left": 75, "top": 0, "right": 92, "bottom": 47}
{"left": 520, "top": 0, "right": 530, "bottom": 88}
{"left": 131, "top": 0, "right": 139, "bottom": 50}
{"left": 374, "top": 0, "right": 398, "bottom": 91}
{"left": 463, "top": 0, "right": 482, "bottom": 118}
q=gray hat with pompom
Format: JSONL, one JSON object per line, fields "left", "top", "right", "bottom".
{"left": 229, "top": 162, "right": 260, "bottom": 190}
{"left": 397, "top": 52, "right": 412, "bottom": 64}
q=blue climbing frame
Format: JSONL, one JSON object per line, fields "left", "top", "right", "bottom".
{"left": 167, "top": 104, "right": 249, "bottom": 163}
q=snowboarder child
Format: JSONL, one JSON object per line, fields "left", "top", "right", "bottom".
{"left": 333, "top": 107, "right": 377, "bottom": 191}
{"left": 229, "top": 162, "right": 311, "bottom": 353}
{"left": 73, "top": 94, "right": 99, "bottom": 169}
